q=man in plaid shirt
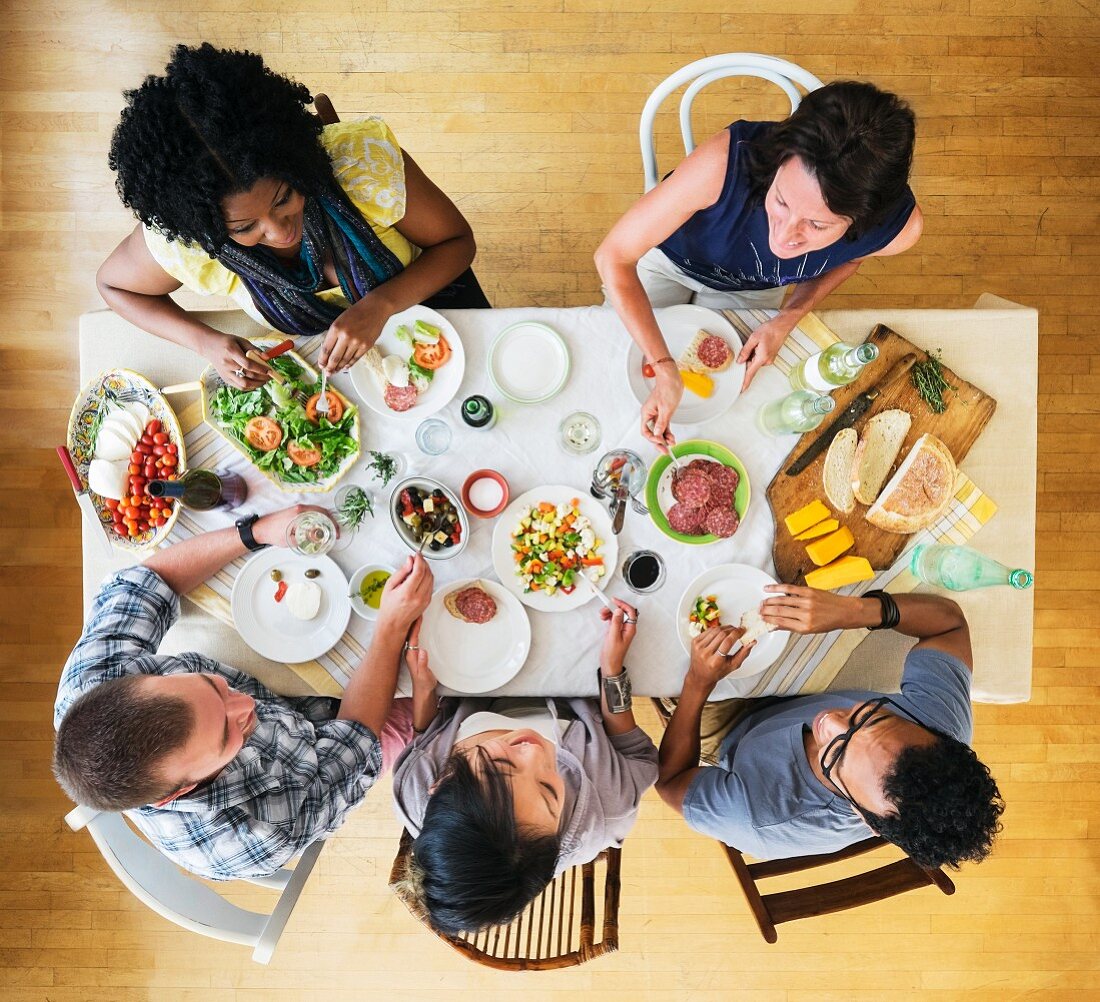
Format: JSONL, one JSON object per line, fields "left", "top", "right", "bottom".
{"left": 53, "top": 505, "right": 433, "bottom": 880}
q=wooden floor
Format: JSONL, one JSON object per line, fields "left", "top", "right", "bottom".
{"left": 2, "top": 2, "right": 1098, "bottom": 999}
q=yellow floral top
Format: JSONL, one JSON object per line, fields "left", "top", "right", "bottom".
{"left": 143, "top": 117, "right": 419, "bottom": 327}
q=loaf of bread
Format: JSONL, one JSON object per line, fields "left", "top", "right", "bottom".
{"left": 865, "top": 433, "right": 957, "bottom": 534}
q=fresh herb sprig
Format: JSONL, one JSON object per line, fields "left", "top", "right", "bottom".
{"left": 89, "top": 388, "right": 119, "bottom": 448}
{"left": 366, "top": 450, "right": 398, "bottom": 486}
{"left": 336, "top": 486, "right": 374, "bottom": 529}
{"left": 911, "top": 350, "right": 956, "bottom": 414}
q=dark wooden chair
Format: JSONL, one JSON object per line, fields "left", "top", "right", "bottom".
{"left": 313, "top": 93, "right": 339, "bottom": 126}
{"left": 389, "top": 830, "right": 622, "bottom": 970}
{"left": 650, "top": 698, "right": 955, "bottom": 942}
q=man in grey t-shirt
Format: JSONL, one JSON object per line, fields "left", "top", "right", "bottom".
{"left": 657, "top": 588, "right": 1004, "bottom": 870}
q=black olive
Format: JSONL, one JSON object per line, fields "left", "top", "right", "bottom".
{"left": 443, "top": 537, "right": 454, "bottom": 548}
{"left": 429, "top": 540, "right": 442, "bottom": 551}
{"left": 432, "top": 489, "right": 444, "bottom": 500}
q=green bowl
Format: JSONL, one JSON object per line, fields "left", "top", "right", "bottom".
{"left": 645, "top": 439, "right": 751, "bottom": 546}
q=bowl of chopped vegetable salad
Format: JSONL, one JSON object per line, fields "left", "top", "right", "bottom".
{"left": 201, "top": 348, "right": 360, "bottom": 492}
{"left": 490, "top": 485, "right": 618, "bottom": 612}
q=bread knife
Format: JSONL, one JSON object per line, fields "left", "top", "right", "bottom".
{"left": 783, "top": 352, "right": 917, "bottom": 477}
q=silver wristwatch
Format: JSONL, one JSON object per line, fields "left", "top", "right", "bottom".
{"left": 599, "top": 667, "right": 632, "bottom": 713}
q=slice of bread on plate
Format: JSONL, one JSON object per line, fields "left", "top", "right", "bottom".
{"left": 865, "top": 433, "right": 957, "bottom": 534}
{"left": 850, "top": 409, "right": 912, "bottom": 505}
{"left": 678, "top": 330, "right": 734, "bottom": 374}
{"left": 823, "top": 427, "right": 858, "bottom": 513}
{"left": 361, "top": 348, "right": 388, "bottom": 390}
{"left": 739, "top": 606, "right": 776, "bottom": 646}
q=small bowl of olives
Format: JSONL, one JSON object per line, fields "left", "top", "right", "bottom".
{"left": 389, "top": 476, "right": 470, "bottom": 561}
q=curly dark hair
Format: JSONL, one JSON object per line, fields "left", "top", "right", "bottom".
{"left": 54, "top": 676, "right": 194, "bottom": 811}
{"left": 743, "top": 80, "right": 916, "bottom": 241}
{"left": 411, "top": 749, "right": 560, "bottom": 935}
{"left": 108, "top": 43, "right": 333, "bottom": 255}
{"left": 863, "top": 728, "right": 1004, "bottom": 870}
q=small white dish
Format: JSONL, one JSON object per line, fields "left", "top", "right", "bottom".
{"left": 487, "top": 321, "right": 570, "bottom": 403}
{"left": 348, "top": 563, "right": 396, "bottom": 620}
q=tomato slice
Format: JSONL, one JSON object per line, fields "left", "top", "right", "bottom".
{"left": 287, "top": 441, "right": 323, "bottom": 467}
{"left": 306, "top": 392, "right": 345, "bottom": 423}
{"left": 274, "top": 580, "right": 288, "bottom": 602}
{"left": 412, "top": 334, "right": 452, "bottom": 371}
{"left": 244, "top": 416, "right": 283, "bottom": 452}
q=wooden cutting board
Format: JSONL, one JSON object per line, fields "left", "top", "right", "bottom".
{"left": 766, "top": 324, "right": 997, "bottom": 583}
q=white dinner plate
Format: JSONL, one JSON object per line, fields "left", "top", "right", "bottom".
{"left": 676, "top": 563, "right": 789, "bottom": 680}
{"left": 626, "top": 304, "right": 746, "bottom": 425}
{"left": 350, "top": 305, "right": 465, "bottom": 419}
{"left": 421, "top": 578, "right": 532, "bottom": 693}
{"left": 487, "top": 321, "right": 570, "bottom": 403}
{"left": 491, "top": 485, "right": 618, "bottom": 612}
{"left": 231, "top": 550, "right": 351, "bottom": 663}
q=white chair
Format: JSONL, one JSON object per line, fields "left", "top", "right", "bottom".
{"left": 640, "top": 53, "right": 824, "bottom": 191}
{"left": 65, "top": 804, "right": 324, "bottom": 964}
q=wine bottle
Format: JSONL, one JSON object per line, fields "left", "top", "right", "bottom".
{"left": 757, "top": 391, "right": 835, "bottom": 436}
{"left": 789, "top": 342, "right": 879, "bottom": 392}
{"left": 148, "top": 469, "right": 247, "bottom": 512}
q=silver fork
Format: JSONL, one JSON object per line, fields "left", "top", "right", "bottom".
{"left": 316, "top": 369, "right": 331, "bottom": 419}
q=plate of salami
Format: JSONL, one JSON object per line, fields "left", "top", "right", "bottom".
{"left": 420, "top": 578, "right": 532, "bottom": 693}
{"left": 625, "top": 304, "right": 745, "bottom": 426}
{"left": 645, "top": 439, "right": 750, "bottom": 546}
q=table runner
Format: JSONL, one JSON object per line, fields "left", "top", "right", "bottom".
{"left": 173, "top": 307, "right": 997, "bottom": 699}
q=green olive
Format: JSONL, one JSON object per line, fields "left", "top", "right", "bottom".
{"left": 269, "top": 569, "right": 283, "bottom": 582}
{"left": 305, "top": 568, "right": 320, "bottom": 579}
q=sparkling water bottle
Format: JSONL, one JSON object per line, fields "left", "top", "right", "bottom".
{"left": 790, "top": 341, "right": 879, "bottom": 392}
{"left": 910, "top": 544, "right": 1033, "bottom": 591}
{"left": 757, "top": 391, "right": 835, "bottom": 436}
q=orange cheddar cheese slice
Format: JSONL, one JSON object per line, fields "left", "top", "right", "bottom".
{"left": 805, "top": 555, "right": 875, "bottom": 590}
{"left": 805, "top": 526, "right": 855, "bottom": 567}
{"left": 784, "top": 499, "right": 830, "bottom": 537}
{"left": 794, "top": 518, "right": 840, "bottom": 541}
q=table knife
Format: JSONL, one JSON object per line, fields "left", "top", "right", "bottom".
{"left": 783, "top": 353, "right": 917, "bottom": 477}
{"left": 56, "top": 446, "right": 114, "bottom": 556}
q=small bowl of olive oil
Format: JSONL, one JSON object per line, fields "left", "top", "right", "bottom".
{"left": 349, "top": 563, "right": 395, "bottom": 620}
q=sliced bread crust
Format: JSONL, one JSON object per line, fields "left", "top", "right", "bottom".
{"left": 865, "top": 433, "right": 957, "bottom": 533}
{"left": 823, "top": 427, "right": 858, "bottom": 513}
{"left": 678, "top": 330, "right": 733, "bottom": 374}
{"left": 851, "top": 409, "right": 912, "bottom": 505}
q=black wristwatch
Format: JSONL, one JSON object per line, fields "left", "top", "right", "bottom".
{"left": 235, "top": 514, "right": 268, "bottom": 552}
{"left": 598, "top": 666, "right": 633, "bottom": 713}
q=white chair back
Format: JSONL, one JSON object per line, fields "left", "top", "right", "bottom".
{"left": 640, "top": 54, "right": 824, "bottom": 191}
{"left": 65, "top": 805, "right": 324, "bottom": 964}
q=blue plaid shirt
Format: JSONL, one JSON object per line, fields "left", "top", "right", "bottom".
{"left": 55, "top": 566, "right": 382, "bottom": 880}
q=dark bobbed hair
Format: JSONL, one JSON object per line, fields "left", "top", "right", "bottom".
{"left": 865, "top": 727, "right": 1004, "bottom": 870}
{"left": 410, "top": 749, "right": 561, "bottom": 935}
{"left": 743, "top": 80, "right": 916, "bottom": 240}
{"left": 53, "top": 676, "right": 194, "bottom": 811}
{"left": 108, "top": 42, "right": 332, "bottom": 254}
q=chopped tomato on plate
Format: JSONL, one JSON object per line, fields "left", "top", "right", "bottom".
{"left": 287, "top": 441, "right": 323, "bottom": 467}
{"left": 412, "top": 334, "right": 452, "bottom": 371}
{"left": 244, "top": 416, "right": 283, "bottom": 452}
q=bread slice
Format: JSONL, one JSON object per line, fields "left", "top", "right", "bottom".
{"left": 678, "top": 330, "right": 734, "bottom": 374}
{"left": 361, "top": 348, "right": 388, "bottom": 390}
{"left": 822, "top": 428, "right": 858, "bottom": 513}
{"left": 850, "top": 409, "right": 912, "bottom": 505}
{"left": 739, "top": 605, "right": 776, "bottom": 646}
{"left": 865, "top": 433, "right": 957, "bottom": 534}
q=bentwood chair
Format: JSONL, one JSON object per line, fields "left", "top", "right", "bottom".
{"left": 64, "top": 805, "right": 324, "bottom": 964}
{"left": 639, "top": 53, "right": 824, "bottom": 191}
{"left": 649, "top": 699, "right": 955, "bottom": 942}
{"left": 389, "top": 830, "right": 622, "bottom": 970}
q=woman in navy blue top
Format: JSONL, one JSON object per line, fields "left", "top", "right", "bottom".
{"left": 596, "top": 81, "right": 923, "bottom": 450}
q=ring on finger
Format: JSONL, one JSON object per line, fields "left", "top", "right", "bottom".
{"left": 623, "top": 616, "right": 637, "bottom": 625}
{"left": 234, "top": 367, "right": 246, "bottom": 378}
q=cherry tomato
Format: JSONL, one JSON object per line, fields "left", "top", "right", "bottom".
{"left": 136, "top": 442, "right": 152, "bottom": 455}
{"left": 105, "top": 498, "right": 119, "bottom": 510}
{"left": 129, "top": 450, "right": 142, "bottom": 464}
{"left": 167, "top": 474, "right": 178, "bottom": 481}
{"left": 152, "top": 432, "right": 169, "bottom": 445}
{"left": 143, "top": 463, "right": 156, "bottom": 478}
{"left": 127, "top": 463, "right": 140, "bottom": 476}
{"left": 128, "top": 525, "right": 140, "bottom": 538}
{"left": 145, "top": 419, "right": 161, "bottom": 435}
{"left": 642, "top": 362, "right": 655, "bottom": 379}
{"left": 161, "top": 454, "right": 178, "bottom": 468}
{"left": 151, "top": 445, "right": 166, "bottom": 457}
{"left": 113, "top": 523, "right": 128, "bottom": 537}
{"left": 112, "top": 510, "right": 125, "bottom": 525}
{"left": 166, "top": 443, "right": 178, "bottom": 455}
{"left": 152, "top": 516, "right": 166, "bottom": 527}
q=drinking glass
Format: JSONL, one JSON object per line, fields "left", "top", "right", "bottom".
{"left": 622, "top": 549, "right": 666, "bottom": 594}
{"left": 415, "top": 418, "right": 453, "bottom": 456}
{"left": 559, "top": 411, "right": 602, "bottom": 455}
{"left": 285, "top": 510, "right": 340, "bottom": 557}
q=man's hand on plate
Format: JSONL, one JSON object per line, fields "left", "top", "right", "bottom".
{"left": 686, "top": 624, "right": 752, "bottom": 690}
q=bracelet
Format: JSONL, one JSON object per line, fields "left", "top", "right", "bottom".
{"left": 648, "top": 356, "right": 676, "bottom": 369}
{"left": 864, "top": 589, "right": 901, "bottom": 631}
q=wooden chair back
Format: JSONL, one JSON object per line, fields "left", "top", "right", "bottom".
{"left": 389, "top": 829, "right": 621, "bottom": 970}
{"left": 649, "top": 698, "right": 955, "bottom": 942}
{"left": 314, "top": 93, "right": 339, "bottom": 125}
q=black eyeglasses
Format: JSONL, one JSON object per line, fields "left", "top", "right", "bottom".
{"left": 819, "top": 696, "right": 929, "bottom": 822}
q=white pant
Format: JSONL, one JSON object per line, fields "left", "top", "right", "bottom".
{"left": 629, "top": 247, "right": 786, "bottom": 311}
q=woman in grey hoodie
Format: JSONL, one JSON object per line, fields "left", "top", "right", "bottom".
{"left": 391, "top": 599, "right": 659, "bottom": 934}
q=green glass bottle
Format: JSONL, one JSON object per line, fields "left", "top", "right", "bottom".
{"left": 757, "top": 391, "right": 835, "bottom": 436}
{"left": 910, "top": 544, "right": 1033, "bottom": 591}
{"left": 789, "top": 341, "right": 879, "bottom": 392}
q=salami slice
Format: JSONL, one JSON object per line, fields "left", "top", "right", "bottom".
{"left": 704, "top": 506, "right": 740, "bottom": 538}
{"left": 705, "top": 484, "right": 735, "bottom": 510}
{"left": 708, "top": 463, "right": 740, "bottom": 492}
{"left": 454, "top": 586, "right": 497, "bottom": 624}
{"left": 667, "top": 502, "right": 705, "bottom": 535}
{"left": 671, "top": 471, "right": 711, "bottom": 506}
{"left": 686, "top": 458, "right": 715, "bottom": 475}
{"left": 384, "top": 384, "right": 419, "bottom": 412}
{"left": 696, "top": 335, "right": 733, "bottom": 370}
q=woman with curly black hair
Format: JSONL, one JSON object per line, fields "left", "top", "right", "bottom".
{"left": 97, "top": 43, "right": 487, "bottom": 388}
{"left": 596, "top": 80, "right": 922, "bottom": 450}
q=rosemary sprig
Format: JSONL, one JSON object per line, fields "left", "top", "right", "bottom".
{"left": 911, "top": 350, "right": 956, "bottom": 414}
{"left": 366, "top": 450, "right": 398, "bottom": 486}
{"left": 336, "top": 486, "right": 374, "bottom": 529}
{"left": 88, "top": 388, "right": 119, "bottom": 447}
